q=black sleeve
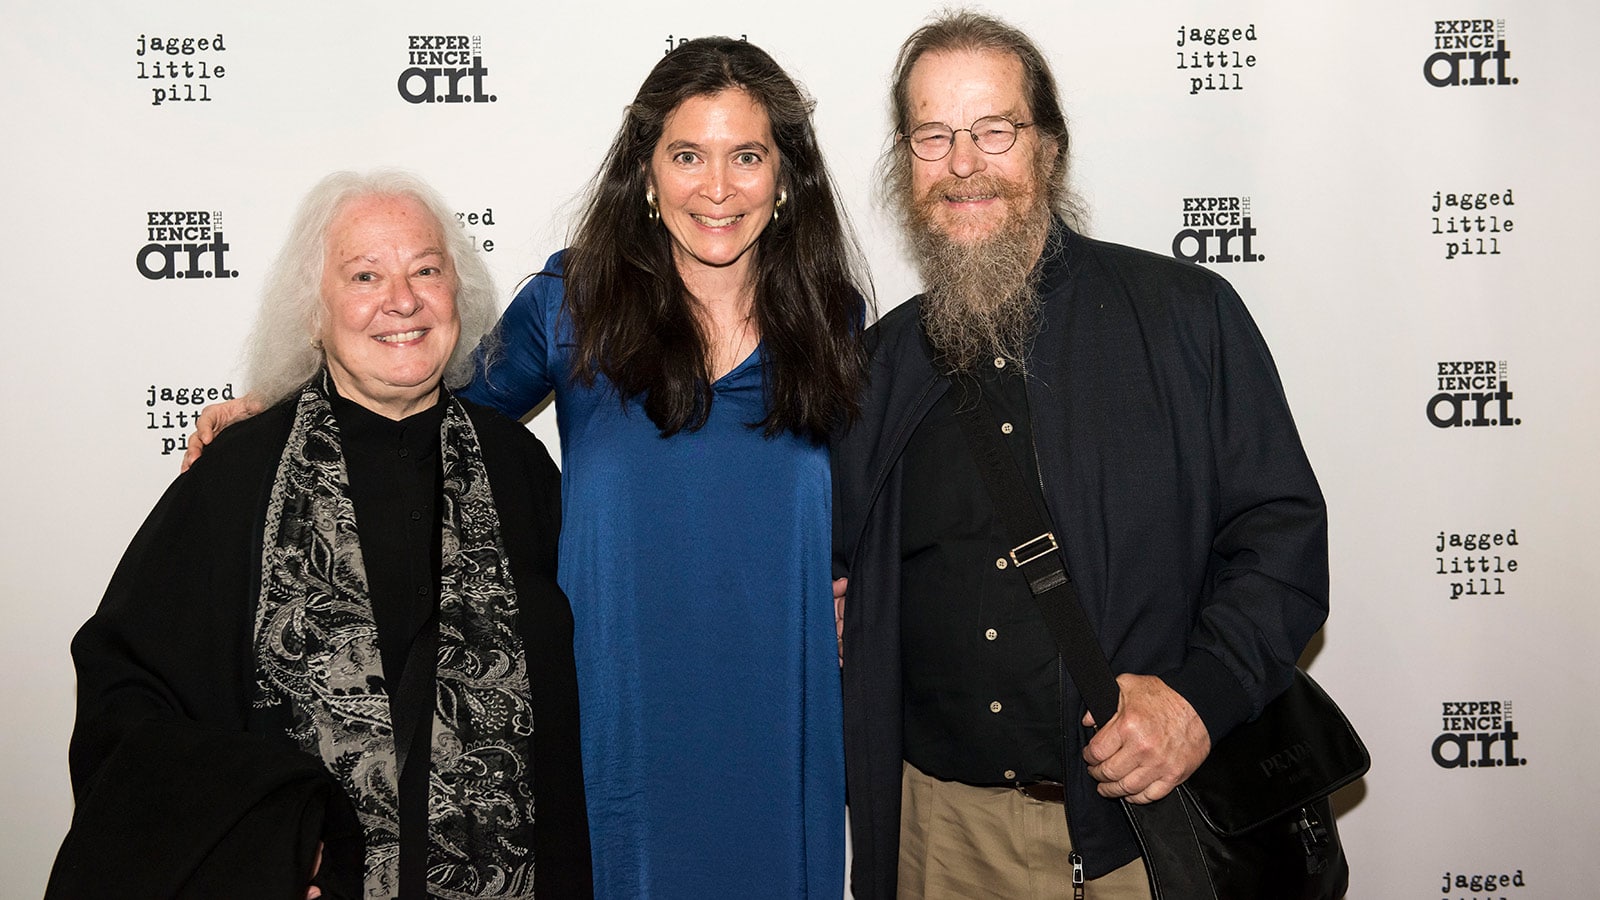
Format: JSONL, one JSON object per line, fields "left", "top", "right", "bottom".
{"left": 1162, "top": 281, "right": 1329, "bottom": 738}
{"left": 48, "top": 720, "right": 344, "bottom": 900}
{"left": 49, "top": 418, "right": 355, "bottom": 899}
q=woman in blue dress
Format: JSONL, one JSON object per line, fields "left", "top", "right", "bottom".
{"left": 186, "top": 37, "right": 867, "bottom": 898}
{"left": 458, "top": 38, "right": 867, "bottom": 898}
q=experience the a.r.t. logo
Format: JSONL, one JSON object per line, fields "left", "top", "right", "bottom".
{"left": 1427, "top": 360, "right": 1519, "bottom": 429}
{"left": 137, "top": 209, "right": 235, "bottom": 281}
{"left": 1172, "top": 195, "right": 1261, "bottom": 265}
{"left": 1432, "top": 700, "right": 1525, "bottom": 769}
{"left": 1425, "top": 19, "right": 1516, "bottom": 87}
{"left": 399, "top": 35, "right": 495, "bottom": 104}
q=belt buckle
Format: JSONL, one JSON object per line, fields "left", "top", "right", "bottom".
{"left": 1009, "top": 532, "right": 1058, "bottom": 567}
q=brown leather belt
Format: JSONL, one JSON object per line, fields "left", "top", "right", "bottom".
{"left": 1014, "top": 780, "right": 1066, "bottom": 803}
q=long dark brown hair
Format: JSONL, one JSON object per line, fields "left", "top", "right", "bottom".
{"left": 564, "top": 37, "right": 869, "bottom": 440}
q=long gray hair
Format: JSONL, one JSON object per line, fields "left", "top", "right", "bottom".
{"left": 243, "top": 169, "right": 499, "bottom": 406}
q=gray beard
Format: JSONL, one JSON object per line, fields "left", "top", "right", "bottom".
{"left": 908, "top": 202, "right": 1052, "bottom": 375}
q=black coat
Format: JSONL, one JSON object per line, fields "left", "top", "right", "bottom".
{"left": 833, "top": 226, "right": 1330, "bottom": 897}
{"left": 49, "top": 396, "right": 592, "bottom": 899}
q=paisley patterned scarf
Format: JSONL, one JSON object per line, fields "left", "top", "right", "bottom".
{"left": 252, "top": 372, "right": 538, "bottom": 899}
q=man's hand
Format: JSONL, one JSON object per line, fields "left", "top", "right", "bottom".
{"left": 1082, "top": 674, "right": 1210, "bottom": 804}
{"left": 832, "top": 578, "right": 847, "bottom": 666}
{"left": 180, "top": 394, "right": 264, "bottom": 471}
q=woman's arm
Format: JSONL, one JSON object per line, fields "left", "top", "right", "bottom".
{"left": 454, "top": 257, "right": 567, "bottom": 419}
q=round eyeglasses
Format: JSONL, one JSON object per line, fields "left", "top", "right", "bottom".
{"left": 901, "top": 116, "right": 1033, "bottom": 162}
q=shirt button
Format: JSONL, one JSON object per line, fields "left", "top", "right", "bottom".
{"left": 1000, "top": 422, "right": 1014, "bottom": 434}
{"left": 985, "top": 628, "right": 998, "bottom": 641}
{"left": 994, "top": 357, "right": 1007, "bottom": 369}
{"left": 989, "top": 701, "right": 1003, "bottom": 713}
{"left": 415, "top": 586, "right": 428, "bottom": 597}
{"left": 410, "top": 510, "right": 422, "bottom": 521}
{"left": 1004, "top": 769, "right": 1017, "bottom": 781}
{"left": 398, "top": 448, "right": 409, "bottom": 458}
{"left": 995, "top": 557, "right": 1008, "bottom": 569}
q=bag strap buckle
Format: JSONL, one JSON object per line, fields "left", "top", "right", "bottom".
{"left": 1009, "top": 532, "right": 1059, "bottom": 567}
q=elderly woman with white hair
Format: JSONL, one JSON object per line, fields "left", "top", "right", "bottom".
{"left": 48, "top": 171, "right": 592, "bottom": 900}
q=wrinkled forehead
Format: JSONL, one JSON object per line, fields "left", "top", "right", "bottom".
{"left": 904, "top": 48, "right": 1031, "bottom": 124}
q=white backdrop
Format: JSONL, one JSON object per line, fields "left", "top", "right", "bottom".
{"left": 4, "top": 2, "right": 1597, "bottom": 897}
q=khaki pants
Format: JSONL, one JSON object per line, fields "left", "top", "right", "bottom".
{"left": 899, "top": 762, "right": 1151, "bottom": 900}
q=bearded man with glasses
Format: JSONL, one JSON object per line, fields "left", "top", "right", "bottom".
{"left": 833, "top": 11, "right": 1331, "bottom": 900}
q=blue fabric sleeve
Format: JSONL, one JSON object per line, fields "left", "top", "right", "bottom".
{"left": 458, "top": 252, "right": 567, "bottom": 420}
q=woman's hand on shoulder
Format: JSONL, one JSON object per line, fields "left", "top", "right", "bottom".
{"left": 180, "top": 394, "right": 266, "bottom": 471}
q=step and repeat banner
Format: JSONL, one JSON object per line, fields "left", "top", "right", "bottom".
{"left": 3, "top": 2, "right": 1596, "bottom": 897}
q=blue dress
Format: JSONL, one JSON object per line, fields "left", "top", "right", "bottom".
{"left": 459, "top": 251, "right": 845, "bottom": 899}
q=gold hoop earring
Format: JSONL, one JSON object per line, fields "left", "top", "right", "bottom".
{"left": 773, "top": 188, "right": 788, "bottom": 222}
{"left": 645, "top": 187, "right": 660, "bottom": 221}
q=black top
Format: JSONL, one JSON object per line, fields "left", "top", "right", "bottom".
{"left": 900, "top": 361, "right": 1067, "bottom": 785}
{"left": 332, "top": 392, "right": 445, "bottom": 693}
{"left": 49, "top": 392, "right": 593, "bottom": 900}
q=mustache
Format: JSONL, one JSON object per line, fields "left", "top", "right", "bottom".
{"left": 917, "top": 173, "right": 1029, "bottom": 209}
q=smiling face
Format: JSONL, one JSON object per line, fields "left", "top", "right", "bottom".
{"left": 904, "top": 48, "right": 1054, "bottom": 247}
{"left": 647, "top": 89, "right": 780, "bottom": 291}
{"left": 318, "top": 193, "right": 460, "bottom": 420}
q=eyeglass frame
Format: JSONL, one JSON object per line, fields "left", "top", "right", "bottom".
{"left": 897, "top": 115, "right": 1034, "bottom": 162}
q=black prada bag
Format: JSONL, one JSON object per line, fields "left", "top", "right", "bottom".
{"left": 952, "top": 388, "right": 1369, "bottom": 899}
{"left": 1119, "top": 669, "right": 1368, "bottom": 899}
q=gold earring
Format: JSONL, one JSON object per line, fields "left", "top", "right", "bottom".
{"left": 646, "top": 187, "right": 660, "bottom": 221}
{"left": 773, "top": 188, "right": 788, "bottom": 222}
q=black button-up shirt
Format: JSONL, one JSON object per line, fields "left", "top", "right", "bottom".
{"left": 899, "top": 356, "right": 1067, "bottom": 785}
